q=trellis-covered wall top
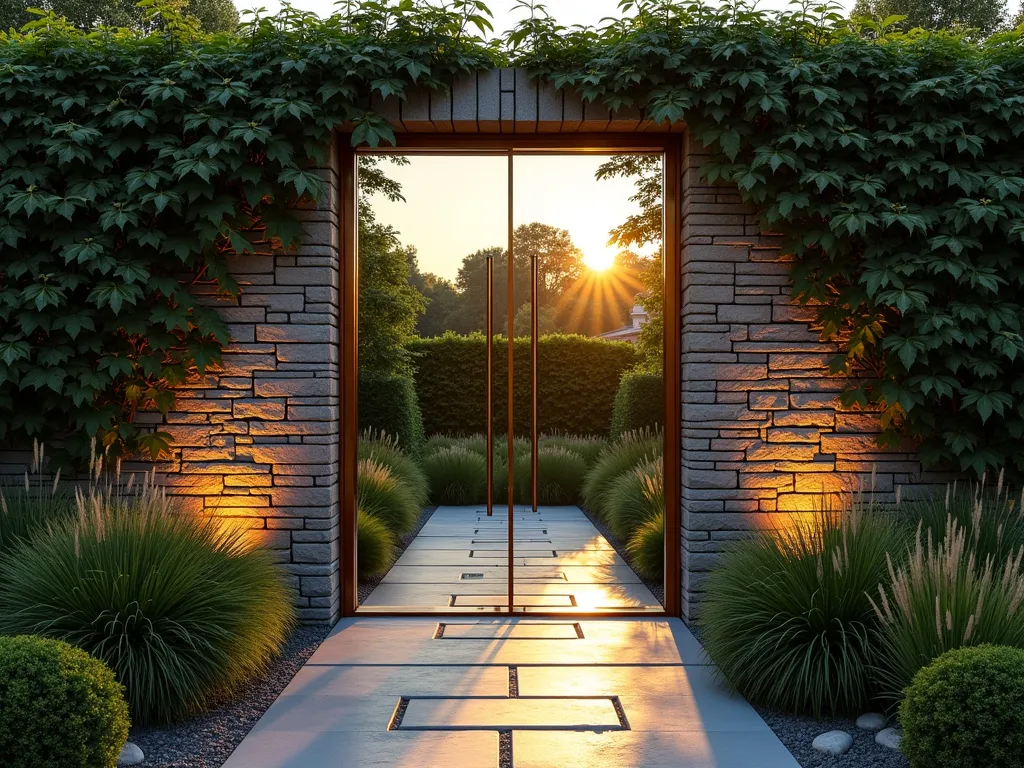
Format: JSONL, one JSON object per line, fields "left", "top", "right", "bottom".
{"left": 2, "top": 1, "right": 1024, "bottom": 476}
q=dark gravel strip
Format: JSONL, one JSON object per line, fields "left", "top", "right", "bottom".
{"left": 508, "top": 666, "right": 519, "bottom": 697}
{"left": 131, "top": 623, "right": 331, "bottom": 768}
{"left": 358, "top": 505, "right": 437, "bottom": 604}
{"left": 498, "top": 730, "right": 513, "bottom": 768}
{"left": 758, "top": 712, "right": 907, "bottom": 768}
{"left": 578, "top": 504, "right": 665, "bottom": 606}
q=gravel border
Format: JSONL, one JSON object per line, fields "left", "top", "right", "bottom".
{"left": 758, "top": 711, "right": 907, "bottom": 768}
{"left": 358, "top": 505, "right": 437, "bottom": 604}
{"left": 131, "top": 624, "right": 331, "bottom": 768}
{"left": 578, "top": 504, "right": 665, "bottom": 606}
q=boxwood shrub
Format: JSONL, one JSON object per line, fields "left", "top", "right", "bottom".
{"left": 901, "top": 645, "right": 1024, "bottom": 768}
{"left": 358, "top": 372, "right": 425, "bottom": 455}
{"left": 610, "top": 371, "right": 664, "bottom": 438}
{"left": 408, "top": 334, "right": 637, "bottom": 437}
{"left": 0, "top": 635, "right": 129, "bottom": 768}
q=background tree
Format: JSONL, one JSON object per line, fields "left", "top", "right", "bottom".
{"left": 596, "top": 155, "right": 664, "bottom": 370}
{"left": 512, "top": 302, "right": 559, "bottom": 336}
{"left": 850, "top": 0, "right": 1008, "bottom": 34}
{"left": 0, "top": 0, "right": 238, "bottom": 32}
{"left": 406, "top": 248, "right": 461, "bottom": 337}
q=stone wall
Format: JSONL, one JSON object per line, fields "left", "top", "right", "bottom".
{"left": 137, "top": 151, "right": 343, "bottom": 623}
{"left": 677, "top": 139, "right": 947, "bottom": 620}
{"left": 0, "top": 70, "right": 953, "bottom": 625}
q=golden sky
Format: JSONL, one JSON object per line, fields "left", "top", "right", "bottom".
{"left": 361, "top": 153, "right": 660, "bottom": 282}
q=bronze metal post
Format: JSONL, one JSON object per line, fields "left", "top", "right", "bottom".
{"left": 486, "top": 252, "right": 493, "bottom": 517}
{"left": 507, "top": 149, "right": 515, "bottom": 614}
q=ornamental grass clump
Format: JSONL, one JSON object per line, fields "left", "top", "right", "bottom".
{"left": 870, "top": 517, "right": 1024, "bottom": 702}
{"left": 627, "top": 511, "right": 664, "bottom": 580}
{"left": 0, "top": 469, "right": 294, "bottom": 725}
{"left": 0, "top": 442, "right": 75, "bottom": 557}
{"left": 422, "top": 446, "right": 487, "bottom": 505}
{"left": 605, "top": 459, "right": 663, "bottom": 540}
{"left": 581, "top": 428, "right": 662, "bottom": 520}
{"left": 357, "top": 509, "right": 395, "bottom": 579}
{"left": 516, "top": 446, "right": 589, "bottom": 505}
{"left": 0, "top": 635, "right": 130, "bottom": 768}
{"left": 903, "top": 473, "right": 1024, "bottom": 566}
{"left": 700, "top": 504, "right": 899, "bottom": 717}
{"left": 357, "top": 457, "right": 421, "bottom": 535}
{"left": 359, "top": 429, "right": 429, "bottom": 509}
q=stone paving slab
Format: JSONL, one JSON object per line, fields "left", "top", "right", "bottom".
{"left": 512, "top": 730, "right": 799, "bottom": 768}
{"left": 360, "top": 582, "right": 657, "bottom": 609}
{"left": 400, "top": 696, "right": 622, "bottom": 730}
{"left": 379, "top": 565, "right": 642, "bottom": 585}
{"left": 222, "top": 730, "right": 498, "bottom": 768}
{"left": 392, "top": 549, "right": 625, "bottom": 567}
{"left": 221, "top": 618, "right": 797, "bottom": 768}
{"left": 306, "top": 618, "right": 708, "bottom": 666}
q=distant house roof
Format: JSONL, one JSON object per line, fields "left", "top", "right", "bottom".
{"left": 598, "top": 304, "right": 648, "bottom": 344}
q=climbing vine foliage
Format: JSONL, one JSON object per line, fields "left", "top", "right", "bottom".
{"left": 2, "top": 0, "right": 1024, "bottom": 475}
{"left": 512, "top": 0, "right": 1024, "bottom": 477}
{"left": 0, "top": 2, "right": 496, "bottom": 460}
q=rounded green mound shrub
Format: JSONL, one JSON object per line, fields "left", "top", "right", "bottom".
{"left": 871, "top": 516, "right": 1024, "bottom": 702}
{"left": 359, "top": 430, "right": 429, "bottom": 508}
{"left": 700, "top": 509, "right": 898, "bottom": 717}
{"left": 422, "top": 446, "right": 488, "bottom": 505}
{"left": 901, "top": 645, "right": 1024, "bottom": 768}
{"left": 606, "top": 459, "right": 663, "bottom": 540}
{"left": 581, "top": 429, "right": 662, "bottom": 520}
{"left": 0, "top": 635, "right": 129, "bottom": 768}
{"left": 610, "top": 370, "right": 664, "bottom": 438}
{"left": 0, "top": 499, "right": 295, "bottom": 725}
{"left": 357, "top": 457, "right": 421, "bottom": 535}
{"left": 357, "top": 509, "right": 396, "bottom": 579}
{"left": 627, "top": 512, "right": 664, "bottom": 580}
{"left": 423, "top": 434, "right": 461, "bottom": 456}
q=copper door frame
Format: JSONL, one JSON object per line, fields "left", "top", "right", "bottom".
{"left": 339, "top": 133, "right": 683, "bottom": 618}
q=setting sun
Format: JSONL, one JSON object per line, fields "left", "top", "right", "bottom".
{"left": 583, "top": 248, "right": 616, "bottom": 272}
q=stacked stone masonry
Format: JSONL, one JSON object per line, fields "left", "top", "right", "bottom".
{"left": 678, "top": 139, "right": 948, "bottom": 620}
{"left": 0, "top": 70, "right": 950, "bottom": 624}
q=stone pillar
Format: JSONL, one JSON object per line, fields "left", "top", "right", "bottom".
{"left": 678, "top": 136, "right": 946, "bottom": 621}
{"left": 145, "top": 149, "right": 342, "bottom": 623}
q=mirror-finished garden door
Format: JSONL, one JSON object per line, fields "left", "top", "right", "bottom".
{"left": 350, "top": 140, "right": 676, "bottom": 616}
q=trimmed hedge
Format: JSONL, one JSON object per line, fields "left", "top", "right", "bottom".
{"left": 901, "top": 645, "right": 1024, "bottom": 768}
{"left": 610, "top": 371, "right": 664, "bottom": 438}
{"left": 408, "top": 334, "right": 638, "bottom": 438}
{"left": 358, "top": 372, "right": 425, "bottom": 455}
{"left": 0, "top": 635, "right": 129, "bottom": 768}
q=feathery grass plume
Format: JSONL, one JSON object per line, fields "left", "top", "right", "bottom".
{"left": 871, "top": 515, "right": 1024, "bottom": 703}
{"left": 357, "top": 457, "right": 420, "bottom": 535}
{"left": 606, "top": 459, "right": 664, "bottom": 540}
{"left": 581, "top": 427, "right": 662, "bottom": 520}
{"left": 0, "top": 440, "right": 75, "bottom": 557}
{"left": 901, "top": 471, "right": 1024, "bottom": 566}
{"left": 422, "top": 446, "right": 488, "bottom": 505}
{"left": 700, "top": 498, "right": 899, "bottom": 717}
{"left": 0, "top": 473, "right": 294, "bottom": 725}
{"left": 357, "top": 509, "right": 395, "bottom": 579}
{"left": 627, "top": 510, "right": 664, "bottom": 579}
{"left": 359, "top": 428, "right": 429, "bottom": 508}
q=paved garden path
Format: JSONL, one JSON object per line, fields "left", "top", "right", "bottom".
{"left": 222, "top": 616, "right": 799, "bottom": 767}
{"left": 362, "top": 505, "right": 664, "bottom": 612}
